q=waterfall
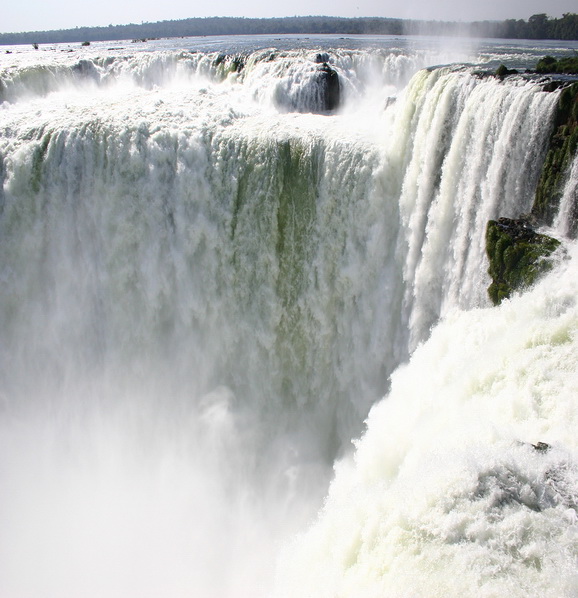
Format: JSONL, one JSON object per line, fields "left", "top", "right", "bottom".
{"left": 554, "top": 153, "right": 578, "bottom": 237}
{"left": 0, "top": 41, "right": 573, "bottom": 597}
{"left": 275, "top": 242, "right": 578, "bottom": 598}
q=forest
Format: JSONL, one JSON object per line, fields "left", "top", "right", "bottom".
{"left": 0, "top": 13, "right": 576, "bottom": 46}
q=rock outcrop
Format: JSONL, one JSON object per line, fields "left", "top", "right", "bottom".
{"left": 486, "top": 218, "right": 561, "bottom": 305}
{"left": 532, "top": 82, "right": 578, "bottom": 232}
{"left": 317, "top": 62, "right": 340, "bottom": 112}
{"left": 486, "top": 76, "right": 578, "bottom": 304}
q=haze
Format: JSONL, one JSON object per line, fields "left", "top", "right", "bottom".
{"left": 2, "top": 0, "right": 577, "bottom": 34}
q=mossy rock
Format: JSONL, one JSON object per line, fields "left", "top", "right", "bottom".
{"left": 536, "top": 55, "right": 578, "bottom": 75}
{"left": 536, "top": 55, "right": 558, "bottom": 73}
{"left": 495, "top": 64, "right": 518, "bottom": 78}
{"left": 486, "top": 218, "right": 561, "bottom": 305}
{"left": 213, "top": 53, "right": 245, "bottom": 79}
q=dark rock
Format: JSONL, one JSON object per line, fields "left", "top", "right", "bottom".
{"left": 532, "top": 442, "right": 551, "bottom": 452}
{"left": 495, "top": 64, "right": 508, "bottom": 77}
{"left": 317, "top": 63, "right": 340, "bottom": 112}
{"left": 495, "top": 64, "right": 519, "bottom": 78}
{"left": 536, "top": 55, "right": 559, "bottom": 73}
{"left": 536, "top": 55, "right": 578, "bottom": 75}
{"left": 72, "top": 59, "right": 99, "bottom": 81}
{"left": 486, "top": 217, "right": 561, "bottom": 305}
{"left": 230, "top": 56, "right": 244, "bottom": 73}
{"left": 274, "top": 62, "right": 340, "bottom": 114}
{"left": 212, "top": 53, "right": 245, "bottom": 78}
{"left": 541, "top": 80, "right": 568, "bottom": 93}
{"left": 532, "top": 82, "right": 578, "bottom": 234}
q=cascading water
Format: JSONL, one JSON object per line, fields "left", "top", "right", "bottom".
{"left": 0, "top": 37, "right": 575, "bottom": 597}
{"left": 275, "top": 243, "right": 578, "bottom": 598}
{"left": 554, "top": 153, "right": 578, "bottom": 237}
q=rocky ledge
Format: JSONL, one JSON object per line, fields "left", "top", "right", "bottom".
{"left": 532, "top": 82, "right": 578, "bottom": 232}
{"left": 486, "top": 218, "right": 561, "bottom": 305}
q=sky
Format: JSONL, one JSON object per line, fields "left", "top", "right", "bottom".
{"left": 1, "top": 0, "right": 577, "bottom": 34}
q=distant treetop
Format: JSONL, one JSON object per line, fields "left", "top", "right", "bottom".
{"left": 0, "top": 13, "right": 576, "bottom": 45}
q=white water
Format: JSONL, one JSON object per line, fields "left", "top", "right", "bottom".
{"left": 276, "top": 243, "right": 578, "bottom": 598}
{"left": 0, "top": 38, "right": 573, "bottom": 597}
{"left": 554, "top": 153, "right": 578, "bottom": 237}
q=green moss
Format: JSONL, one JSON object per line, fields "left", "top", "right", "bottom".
{"left": 30, "top": 131, "right": 52, "bottom": 194}
{"left": 213, "top": 53, "right": 245, "bottom": 80}
{"left": 275, "top": 138, "right": 320, "bottom": 307}
{"left": 495, "top": 64, "right": 518, "bottom": 77}
{"left": 486, "top": 218, "right": 561, "bottom": 305}
{"left": 536, "top": 55, "right": 578, "bottom": 75}
{"left": 273, "top": 138, "right": 323, "bottom": 409}
{"left": 532, "top": 82, "right": 578, "bottom": 231}
{"left": 496, "top": 64, "right": 508, "bottom": 77}
{"left": 536, "top": 55, "right": 559, "bottom": 73}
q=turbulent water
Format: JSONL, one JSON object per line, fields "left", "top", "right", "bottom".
{"left": 0, "top": 35, "right": 576, "bottom": 598}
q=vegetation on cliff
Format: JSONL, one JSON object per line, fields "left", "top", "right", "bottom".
{"left": 532, "top": 82, "right": 578, "bottom": 229}
{"left": 486, "top": 218, "right": 561, "bottom": 305}
{"left": 486, "top": 79, "right": 578, "bottom": 304}
{"left": 536, "top": 55, "right": 578, "bottom": 75}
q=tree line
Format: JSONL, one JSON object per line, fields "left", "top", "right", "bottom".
{"left": 0, "top": 13, "right": 576, "bottom": 46}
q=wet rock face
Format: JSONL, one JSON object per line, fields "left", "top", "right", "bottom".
{"left": 486, "top": 218, "right": 562, "bottom": 305}
{"left": 495, "top": 64, "right": 519, "bottom": 78}
{"left": 484, "top": 82, "right": 577, "bottom": 305}
{"left": 313, "top": 52, "right": 330, "bottom": 64}
{"left": 317, "top": 63, "right": 340, "bottom": 112}
{"left": 532, "top": 82, "right": 578, "bottom": 232}
{"left": 271, "top": 59, "right": 340, "bottom": 114}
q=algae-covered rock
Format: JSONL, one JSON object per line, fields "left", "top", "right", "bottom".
{"left": 536, "top": 55, "right": 578, "bottom": 75}
{"left": 486, "top": 218, "right": 561, "bottom": 305}
{"left": 532, "top": 82, "right": 578, "bottom": 231}
{"left": 213, "top": 53, "right": 245, "bottom": 79}
{"left": 495, "top": 64, "right": 519, "bottom": 78}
